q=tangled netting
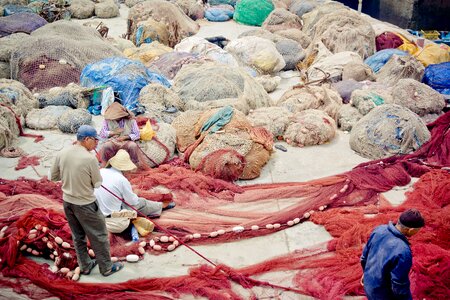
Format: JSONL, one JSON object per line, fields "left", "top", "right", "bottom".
{"left": 0, "top": 79, "right": 38, "bottom": 117}
{"left": 128, "top": 0, "right": 199, "bottom": 48}
{"left": 0, "top": 12, "right": 47, "bottom": 38}
{"left": 56, "top": 108, "right": 92, "bottom": 134}
{"left": 148, "top": 52, "right": 204, "bottom": 80}
{"left": 0, "top": 111, "right": 449, "bottom": 299}
{"left": 9, "top": 21, "right": 122, "bottom": 92}
{"left": 261, "top": 8, "right": 303, "bottom": 33}
{"left": 376, "top": 54, "right": 425, "bottom": 87}
{"left": 350, "top": 104, "right": 431, "bottom": 160}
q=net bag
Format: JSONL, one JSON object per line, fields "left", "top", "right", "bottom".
{"left": 247, "top": 106, "right": 291, "bottom": 138}
{"left": 0, "top": 12, "right": 47, "bottom": 38}
{"left": 337, "top": 104, "right": 362, "bottom": 131}
{"left": 376, "top": 54, "right": 425, "bottom": 86}
{"left": 0, "top": 79, "right": 38, "bottom": 117}
{"left": 138, "top": 122, "right": 176, "bottom": 167}
{"left": 148, "top": 52, "right": 204, "bottom": 80}
{"left": 234, "top": 0, "right": 274, "bottom": 27}
{"left": 26, "top": 106, "right": 72, "bottom": 130}
{"left": 349, "top": 104, "right": 431, "bottom": 159}
{"left": 56, "top": 108, "right": 92, "bottom": 133}
{"left": 262, "top": 8, "right": 302, "bottom": 33}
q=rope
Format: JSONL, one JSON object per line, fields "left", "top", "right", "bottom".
{"left": 99, "top": 184, "right": 306, "bottom": 295}
{"left": 0, "top": 147, "right": 25, "bottom": 158}
{"left": 0, "top": 103, "right": 44, "bottom": 142}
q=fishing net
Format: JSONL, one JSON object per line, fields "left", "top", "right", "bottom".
{"left": 390, "top": 78, "right": 446, "bottom": 117}
{"left": 56, "top": 108, "right": 92, "bottom": 134}
{"left": 35, "top": 84, "right": 91, "bottom": 109}
{"left": 277, "top": 85, "right": 342, "bottom": 120}
{"left": 288, "top": 0, "right": 324, "bottom": 17}
{"left": 172, "top": 62, "right": 272, "bottom": 111}
{"left": 25, "top": 106, "right": 72, "bottom": 130}
{"left": 171, "top": 110, "right": 204, "bottom": 152}
{"left": 138, "top": 122, "right": 176, "bottom": 167}
{"left": 247, "top": 106, "right": 291, "bottom": 138}
{"left": 130, "top": 18, "right": 170, "bottom": 47}
{"left": 350, "top": 104, "right": 431, "bottom": 160}
{"left": 94, "top": 0, "right": 119, "bottom": 18}
{"left": 174, "top": 0, "right": 205, "bottom": 21}
{"left": 301, "top": 1, "right": 347, "bottom": 36}
{"left": 254, "top": 75, "right": 281, "bottom": 93}
{"left": 128, "top": 0, "right": 199, "bottom": 48}
{"left": 306, "top": 51, "right": 363, "bottom": 82}
{"left": 233, "top": 0, "right": 274, "bottom": 27}
{"left": 123, "top": 42, "right": 173, "bottom": 67}
{"left": 0, "top": 62, "right": 8, "bottom": 79}
{"left": 138, "top": 83, "right": 184, "bottom": 124}
{"left": 225, "top": 36, "right": 286, "bottom": 74}
{"left": 69, "top": 0, "right": 95, "bottom": 19}
{"left": 0, "top": 101, "right": 20, "bottom": 149}
{"left": 0, "top": 110, "right": 449, "bottom": 298}
{"left": 0, "top": 79, "right": 38, "bottom": 117}
{"left": 342, "top": 61, "right": 375, "bottom": 82}
{"left": 262, "top": 8, "right": 303, "bottom": 33}
{"left": 275, "top": 28, "right": 312, "bottom": 49}
{"left": 9, "top": 20, "right": 122, "bottom": 92}
{"left": 375, "top": 54, "right": 425, "bottom": 87}
{"left": 148, "top": 52, "right": 204, "bottom": 80}
{"left": 331, "top": 79, "right": 364, "bottom": 104}
{"left": 337, "top": 104, "right": 362, "bottom": 132}
{"left": 284, "top": 109, "right": 336, "bottom": 147}
{"left": 310, "top": 10, "right": 375, "bottom": 59}
{"left": 351, "top": 88, "right": 393, "bottom": 116}
{"left": 0, "top": 12, "right": 47, "bottom": 38}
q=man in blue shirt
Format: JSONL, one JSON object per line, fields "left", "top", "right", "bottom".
{"left": 360, "top": 209, "right": 425, "bottom": 300}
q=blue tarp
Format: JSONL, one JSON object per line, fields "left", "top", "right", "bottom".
{"left": 205, "top": 6, "right": 234, "bottom": 22}
{"left": 364, "top": 49, "right": 408, "bottom": 73}
{"left": 80, "top": 57, "right": 171, "bottom": 114}
{"left": 422, "top": 62, "right": 450, "bottom": 96}
{"left": 3, "top": 5, "right": 34, "bottom": 16}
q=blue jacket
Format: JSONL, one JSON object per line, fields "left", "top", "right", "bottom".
{"left": 361, "top": 222, "right": 413, "bottom": 300}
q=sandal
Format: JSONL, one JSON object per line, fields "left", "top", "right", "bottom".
{"left": 102, "top": 262, "right": 124, "bottom": 277}
{"left": 81, "top": 259, "right": 97, "bottom": 275}
{"left": 162, "top": 202, "right": 176, "bottom": 211}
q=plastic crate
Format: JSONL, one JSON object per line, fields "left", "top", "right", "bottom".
{"left": 421, "top": 30, "right": 440, "bottom": 40}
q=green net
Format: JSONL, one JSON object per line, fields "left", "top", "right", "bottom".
{"left": 233, "top": 0, "right": 274, "bottom": 27}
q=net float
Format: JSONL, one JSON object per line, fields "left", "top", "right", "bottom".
{"left": 265, "top": 224, "right": 274, "bottom": 229}
{"left": 138, "top": 247, "right": 145, "bottom": 255}
{"left": 217, "top": 229, "right": 225, "bottom": 235}
{"left": 319, "top": 206, "right": 325, "bottom": 211}
{"left": 53, "top": 251, "right": 58, "bottom": 256}
{"left": 42, "top": 237, "right": 48, "bottom": 242}
{"left": 340, "top": 185, "right": 348, "bottom": 193}
{"left": 126, "top": 254, "right": 139, "bottom": 262}
{"left": 169, "top": 237, "right": 175, "bottom": 242}
{"left": 209, "top": 231, "right": 218, "bottom": 238}
{"left": 50, "top": 266, "right": 58, "bottom": 273}
{"left": 60, "top": 267, "right": 70, "bottom": 274}
{"left": 330, "top": 194, "right": 337, "bottom": 200}
{"left": 185, "top": 235, "right": 193, "bottom": 240}
{"left": 39, "top": 64, "right": 46, "bottom": 69}
{"left": 167, "top": 244, "right": 176, "bottom": 251}
{"left": 139, "top": 241, "right": 146, "bottom": 247}
{"left": 309, "top": 210, "right": 315, "bottom": 215}
{"left": 1, "top": 226, "right": 8, "bottom": 232}
{"left": 74, "top": 267, "right": 80, "bottom": 275}
{"left": 173, "top": 241, "right": 179, "bottom": 246}
{"left": 47, "top": 242, "right": 53, "bottom": 249}
{"left": 273, "top": 223, "right": 281, "bottom": 229}
{"left": 28, "top": 234, "right": 37, "bottom": 239}
{"left": 153, "top": 245, "right": 162, "bottom": 251}
{"left": 72, "top": 274, "right": 80, "bottom": 281}
{"left": 20, "top": 244, "right": 27, "bottom": 251}
{"left": 160, "top": 236, "right": 169, "bottom": 243}
{"left": 29, "top": 229, "right": 37, "bottom": 234}
{"left": 34, "top": 224, "right": 42, "bottom": 230}
{"left": 32, "top": 250, "right": 39, "bottom": 255}
{"left": 88, "top": 249, "right": 95, "bottom": 257}
{"left": 66, "top": 271, "right": 73, "bottom": 278}
{"left": 149, "top": 239, "right": 155, "bottom": 247}
{"left": 251, "top": 225, "right": 259, "bottom": 230}
{"left": 50, "top": 254, "right": 54, "bottom": 260}
{"left": 111, "top": 257, "right": 118, "bottom": 262}
{"left": 62, "top": 242, "right": 70, "bottom": 249}
{"left": 287, "top": 220, "right": 294, "bottom": 226}
{"left": 26, "top": 248, "right": 32, "bottom": 253}
{"left": 303, "top": 212, "right": 310, "bottom": 218}
{"left": 232, "top": 226, "right": 244, "bottom": 233}
{"left": 293, "top": 218, "right": 300, "bottom": 224}
{"left": 55, "top": 237, "right": 63, "bottom": 244}
{"left": 42, "top": 227, "right": 48, "bottom": 233}
{"left": 193, "top": 233, "right": 201, "bottom": 238}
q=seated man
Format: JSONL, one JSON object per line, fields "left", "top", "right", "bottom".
{"left": 99, "top": 102, "right": 141, "bottom": 167}
{"left": 94, "top": 149, "right": 175, "bottom": 234}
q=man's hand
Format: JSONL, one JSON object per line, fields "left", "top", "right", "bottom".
{"left": 110, "top": 128, "right": 124, "bottom": 137}
{"left": 116, "top": 135, "right": 129, "bottom": 142}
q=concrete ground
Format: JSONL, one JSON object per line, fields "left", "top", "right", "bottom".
{"left": 0, "top": 5, "right": 417, "bottom": 299}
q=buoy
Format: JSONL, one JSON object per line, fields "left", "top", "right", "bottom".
{"left": 26, "top": 248, "right": 32, "bottom": 253}
{"left": 138, "top": 247, "right": 145, "bottom": 255}
{"left": 60, "top": 267, "right": 70, "bottom": 274}
{"left": 47, "top": 242, "right": 53, "bottom": 249}
{"left": 42, "top": 237, "right": 48, "bottom": 242}
{"left": 169, "top": 237, "right": 175, "bottom": 242}
{"left": 66, "top": 271, "right": 73, "bottom": 278}
{"left": 42, "top": 227, "right": 48, "bottom": 233}
{"left": 55, "top": 237, "right": 63, "bottom": 244}
{"left": 50, "top": 266, "right": 58, "bottom": 273}
{"left": 72, "top": 273, "right": 80, "bottom": 281}
{"left": 209, "top": 231, "right": 218, "bottom": 238}
{"left": 303, "top": 212, "right": 310, "bottom": 218}
{"left": 53, "top": 250, "right": 58, "bottom": 256}
{"left": 186, "top": 235, "right": 193, "bottom": 240}
{"left": 1, "top": 226, "right": 8, "bottom": 232}
{"left": 232, "top": 226, "right": 244, "bottom": 233}
{"left": 309, "top": 210, "right": 315, "bottom": 215}
{"left": 217, "top": 229, "right": 225, "bottom": 235}
{"left": 39, "top": 64, "right": 46, "bottom": 70}
{"left": 74, "top": 267, "right": 80, "bottom": 275}
{"left": 330, "top": 194, "right": 337, "bottom": 200}
{"left": 126, "top": 254, "right": 139, "bottom": 262}
{"left": 193, "top": 233, "right": 201, "bottom": 239}
{"left": 32, "top": 250, "right": 39, "bottom": 255}
{"left": 139, "top": 241, "right": 146, "bottom": 247}
{"left": 88, "top": 249, "right": 95, "bottom": 257}
{"left": 167, "top": 244, "right": 176, "bottom": 251}
{"left": 287, "top": 220, "right": 294, "bottom": 226}
{"left": 173, "top": 241, "right": 179, "bottom": 246}
{"left": 273, "top": 223, "right": 281, "bottom": 229}
{"left": 63, "top": 252, "right": 71, "bottom": 259}
{"left": 59, "top": 59, "right": 67, "bottom": 65}
{"left": 340, "top": 185, "right": 348, "bottom": 193}
{"left": 251, "top": 225, "right": 259, "bottom": 230}
{"left": 28, "top": 233, "right": 37, "bottom": 239}
{"left": 111, "top": 257, "right": 118, "bottom": 262}
{"left": 293, "top": 218, "right": 300, "bottom": 224}
{"left": 160, "top": 236, "right": 169, "bottom": 243}
{"left": 35, "top": 224, "right": 42, "bottom": 230}
{"left": 149, "top": 239, "right": 155, "bottom": 247}
{"left": 50, "top": 254, "right": 54, "bottom": 260}
{"left": 265, "top": 224, "right": 274, "bottom": 229}
{"left": 20, "top": 244, "right": 27, "bottom": 251}
{"left": 153, "top": 245, "right": 162, "bottom": 251}
{"left": 319, "top": 206, "right": 325, "bottom": 211}
{"left": 62, "top": 242, "right": 70, "bottom": 249}
{"left": 29, "top": 229, "right": 37, "bottom": 234}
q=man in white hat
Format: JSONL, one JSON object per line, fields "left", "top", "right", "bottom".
{"left": 95, "top": 149, "right": 175, "bottom": 234}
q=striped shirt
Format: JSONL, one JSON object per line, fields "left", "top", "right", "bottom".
{"left": 99, "top": 119, "right": 140, "bottom": 141}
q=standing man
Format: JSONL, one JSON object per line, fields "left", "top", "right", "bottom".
{"left": 360, "top": 209, "right": 425, "bottom": 300}
{"left": 50, "top": 125, "right": 123, "bottom": 277}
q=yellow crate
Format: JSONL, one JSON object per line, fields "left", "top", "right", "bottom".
{"left": 421, "top": 30, "right": 440, "bottom": 40}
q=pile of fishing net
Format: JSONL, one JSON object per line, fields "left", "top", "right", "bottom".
{"left": 247, "top": 106, "right": 291, "bottom": 138}
{"left": 123, "top": 42, "right": 173, "bottom": 67}
{"left": 0, "top": 95, "right": 20, "bottom": 150}
{"left": 301, "top": 1, "right": 347, "bottom": 36}
{"left": 237, "top": 29, "right": 305, "bottom": 71}
{"left": 350, "top": 87, "right": 393, "bottom": 116}
{"left": 342, "top": 61, "right": 375, "bottom": 82}
{"left": 375, "top": 54, "right": 425, "bottom": 86}
{"left": 254, "top": 75, "right": 281, "bottom": 93}
{"left": 261, "top": 8, "right": 303, "bottom": 33}
{"left": 172, "top": 106, "right": 273, "bottom": 180}
{"left": 56, "top": 108, "right": 92, "bottom": 134}
{"left": 204, "top": 4, "right": 234, "bottom": 22}
{"left": 69, "top": 0, "right": 95, "bottom": 19}
{"left": 130, "top": 18, "right": 170, "bottom": 47}
{"left": 390, "top": 79, "right": 446, "bottom": 116}
{"left": 0, "top": 79, "right": 38, "bottom": 117}
{"left": 26, "top": 106, "right": 72, "bottom": 130}
{"left": 0, "top": 12, "right": 47, "bottom": 38}
{"left": 276, "top": 85, "right": 342, "bottom": 120}
{"left": 275, "top": 27, "right": 311, "bottom": 49}
{"left": 9, "top": 21, "right": 122, "bottom": 92}
{"left": 350, "top": 104, "right": 431, "bottom": 159}
{"left": 128, "top": 0, "right": 199, "bottom": 48}
{"left": 284, "top": 109, "right": 337, "bottom": 147}
{"left": 289, "top": 0, "right": 324, "bottom": 17}
{"left": 174, "top": 0, "right": 205, "bottom": 21}
{"left": 34, "top": 84, "right": 92, "bottom": 109}
{"left": 137, "top": 121, "right": 177, "bottom": 168}
{"left": 233, "top": 0, "right": 274, "bottom": 27}
{"left": 148, "top": 52, "right": 205, "bottom": 80}
{"left": 138, "top": 83, "right": 184, "bottom": 124}
{"left": 1, "top": 111, "right": 448, "bottom": 298}
{"left": 0, "top": 33, "right": 31, "bottom": 79}
{"left": 174, "top": 36, "right": 239, "bottom": 67}
{"left": 171, "top": 62, "right": 271, "bottom": 114}
{"left": 94, "top": 0, "right": 119, "bottom": 18}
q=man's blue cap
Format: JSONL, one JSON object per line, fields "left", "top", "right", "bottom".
{"left": 77, "top": 125, "right": 98, "bottom": 140}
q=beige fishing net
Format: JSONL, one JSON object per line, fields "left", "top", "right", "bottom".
{"left": 130, "top": 18, "right": 170, "bottom": 47}
{"left": 0, "top": 103, "right": 20, "bottom": 150}
{"left": 171, "top": 110, "right": 203, "bottom": 152}
{"left": 351, "top": 89, "right": 393, "bottom": 116}
{"left": 349, "top": 104, "right": 431, "bottom": 160}
{"left": 35, "top": 83, "right": 92, "bottom": 109}
{"left": 139, "top": 122, "right": 176, "bottom": 167}
{"left": 284, "top": 109, "right": 337, "bottom": 147}
{"left": 337, "top": 104, "right": 362, "bottom": 132}
{"left": 254, "top": 75, "right": 281, "bottom": 93}
{"left": 342, "top": 61, "right": 375, "bottom": 82}
{"left": 9, "top": 21, "right": 122, "bottom": 92}
{"left": 123, "top": 42, "right": 173, "bottom": 67}
{"left": 57, "top": 108, "right": 92, "bottom": 133}
{"left": 26, "top": 106, "right": 72, "bottom": 130}
{"left": 262, "top": 8, "right": 303, "bottom": 32}
{"left": 277, "top": 85, "right": 342, "bottom": 120}
{"left": 0, "top": 79, "right": 38, "bottom": 117}
{"left": 376, "top": 54, "right": 425, "bottom": 86}
{"left": 389, "top": 79, "right": 446, "bottom": 116}
{"left": 247, "top": 106, "right": 291, "bottom": 138}
{"left": 128, "top": 0, "right": 199, "bottom": 48}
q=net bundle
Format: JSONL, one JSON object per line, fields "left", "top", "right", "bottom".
{"left": 0, "top": 112, "right": 449, "bottom": 299}
{"left": 148, "top": 52, "right": 205, "bottom": 80}
{"left": 9, "top": 20, "right": 122, "bottom": 92}
{"left": 261, "top": 8, "right": 303, "bottom": 33}
{"left": 376, "top": 54, "right": 425, "bottom": 87}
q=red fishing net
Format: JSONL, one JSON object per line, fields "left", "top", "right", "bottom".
{"left": 0, "top": 112, "right": 449, "bottom": 299}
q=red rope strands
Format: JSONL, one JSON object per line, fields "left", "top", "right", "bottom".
{"left": 0, "top": 103, "right": 44, "bottom": 142}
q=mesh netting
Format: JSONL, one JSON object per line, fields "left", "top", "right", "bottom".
{"left": 306, "top": 51, "right": 363, "bottom": 82}
{"left": 275, "top": 28, "right": 312, "bottom": 49}
{"left": 173, "top": 0, "right": 205, "bottom": 21}
{"left": 261, "top": 8, "right": 303, "bottom": 33}
{"left": 0, "top": 111, "right": 449, "bottom": 298}
{"left": 351, "top": 88, "right": 393, "bottom": 116}
{"left": 171, "top": 110, "right": 203, "bottom": 152}
{"left": 247, "top": 106, "right": 291, "bottom": 138}
{"left": 130, "top": 18, "right": 169, "bottom": 47}
{"left": 138, "top": 122, "right": 176, "bottom": 167}
{"left": 26, "top": 106, "right": 72, "bottom": 130}
{"left": 94, "top": 0, "right": 119, "bottom": 18}
{"left": 69, "top": 0, "right": 95, "bottom": 19}
{"left": 389, "top": 78, "right": 446, "bottom": 116}
{"left": 284, "top": 109, "right": 337, "bottom": 147}
{"left": 254, "top": 75, "right": 281, "bottom": 93}
{"left": 56, "top": 108, "right": 92, "bottom": 134}
{"left": 342, "top": 61, "right": 375, "bottom": 82}
{"left": 148, "top": 52, "right": 204, "bottom": 80}
{"left": 0, "top": 79, "right": 38, "bottom": 117}
{"left": 0, "top": 102, "right": 20, "bottom": 149}
{"left": 36, "top": 84, "right": 91, "bottom": 109}
{"left": 128, "top": 0, "right": 199, "bottom": 48}
{"left": 301, "top": 2, "right": 347, "bottom": 36}
{"left": 9, "top": 21, "right": 122, "bottom": 93}
{"left": 350, "top": 104, "right": 431, "bottom": 159}
{"left": 277, "top": 85, "right": 342, "bottom": 120}
{"left": 123, "top": 42, "right": 173, "bottom": 67}
{"left": 337, "top": 104, "right": 362, "bottom": 132}
{"left": 0, "top": 12, "right": 47, "bottom": 38}
{"left": 172, "top": 62, "right": 272, "bottom": 111}
{"left": 375, "top": 54, "right": 425, "bottom": 87}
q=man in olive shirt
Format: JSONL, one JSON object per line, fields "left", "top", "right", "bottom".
{"left": 50, "top": 125, "right": 123, "bottom": 276}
